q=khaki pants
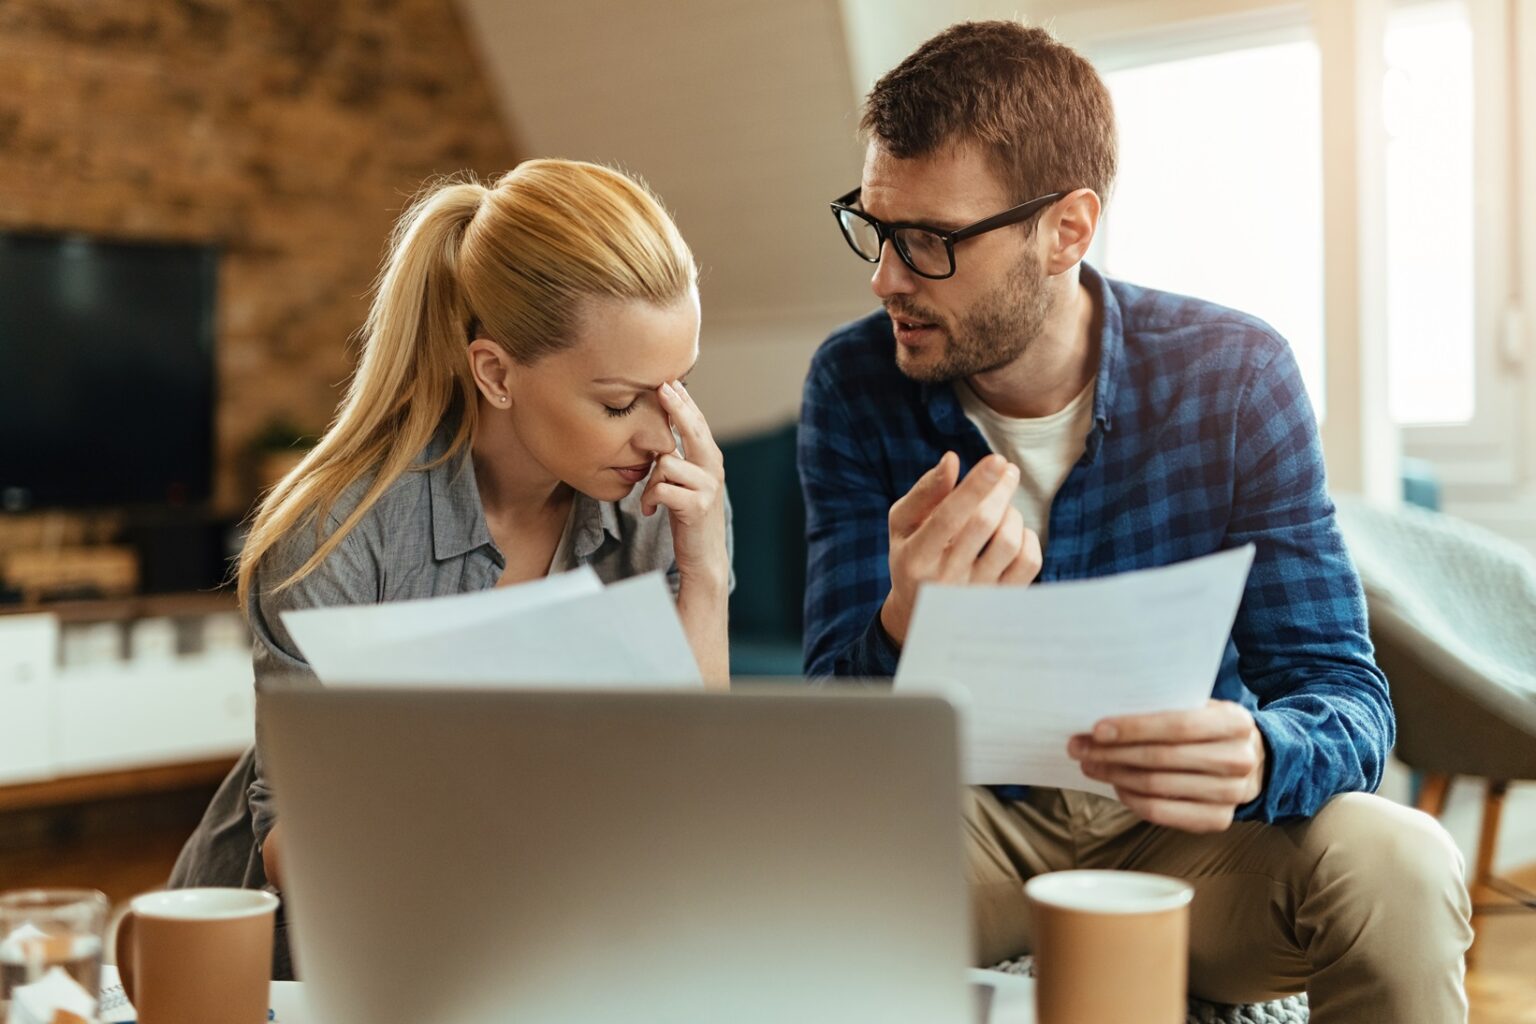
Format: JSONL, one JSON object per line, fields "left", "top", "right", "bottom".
{"left": 966, "top": 787, "right": 1472, "bottom": 1024}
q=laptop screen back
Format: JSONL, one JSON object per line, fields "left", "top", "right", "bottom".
{"left": 262, "top": 687, "right": 970, "bottom": 1024}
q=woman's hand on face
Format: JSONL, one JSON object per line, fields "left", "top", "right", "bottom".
{"left": 642, "top": 380, "right": 729, "bottom": 593}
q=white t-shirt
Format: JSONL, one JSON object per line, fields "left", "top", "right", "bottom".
{"left": 953, "top": 378, "right": 1094, "bottom": 550}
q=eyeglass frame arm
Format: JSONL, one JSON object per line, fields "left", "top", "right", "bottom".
{"left": 829, "top": 187, "right": 1069, "bottom": 257}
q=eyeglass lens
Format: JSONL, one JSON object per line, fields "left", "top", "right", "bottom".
{"left": 838, "top": 210, "right": 952, "bottom": 277}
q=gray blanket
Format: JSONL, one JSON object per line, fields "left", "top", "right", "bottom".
{"left": 988, "top": 957, "right": 1309, "bottom": 1023}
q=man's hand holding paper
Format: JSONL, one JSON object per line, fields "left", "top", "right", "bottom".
{"left": 1070, "top": 698, "right": 1267, "bottom": 833}
{"left": 893, "top": 545, "right": 1257, "bottom": 828}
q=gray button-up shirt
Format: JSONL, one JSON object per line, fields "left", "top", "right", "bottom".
{"left": 170, "top": 427, "right": 729, "bottom": 975}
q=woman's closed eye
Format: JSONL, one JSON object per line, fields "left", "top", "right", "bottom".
{"left": 602, "top": 377, "right": 687, "bottom": 418}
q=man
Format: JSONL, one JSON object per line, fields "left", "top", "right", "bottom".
{"left": 798, "top": 20, "right": 1471, "bottom": 1023}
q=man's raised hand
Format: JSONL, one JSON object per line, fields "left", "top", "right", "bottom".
{"left": 880, "top": 452, "right": 1042, "bottom": 647}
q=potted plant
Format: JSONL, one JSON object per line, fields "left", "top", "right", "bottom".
{"left": 249, "top": 416, "right": 318, "bottom": 496}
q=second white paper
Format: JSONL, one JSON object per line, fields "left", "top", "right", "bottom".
{"left": 894, "top": 546, "right": 1255, "bottom": 793}
{"left": 283, "top": 567, "right": 604, "bottom": 682}
{"left": 285, "top": 572, "right": 702, "bottom": 689}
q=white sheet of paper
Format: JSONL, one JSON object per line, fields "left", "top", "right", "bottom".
{"left": 282, "top": 566, "right": 604, "bottom": 681}
{"left": 970, "top": 968, "right": 1036, "bottom": 1024}
{"left": 895, "top": 546, "right": 1255, "bottom": 792}
{"left": 285, "top": 572, "right": 702, "bottom": 688}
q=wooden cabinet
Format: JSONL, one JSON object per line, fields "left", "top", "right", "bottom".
{"left": 0, "top": 593, "right": 251, "bottom": 807}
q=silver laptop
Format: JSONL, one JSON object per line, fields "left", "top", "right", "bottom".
{"left": 262, "top": 686, "right": 973, "bottom": 1024}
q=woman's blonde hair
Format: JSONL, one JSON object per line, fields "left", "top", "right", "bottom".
{"left": 237, "top": 159, "right": 697, "bottom": 607}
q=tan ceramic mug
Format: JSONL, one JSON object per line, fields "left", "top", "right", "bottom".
{"left": 114, "top": 888, "right": 279, "bottom": 1024}
{"left": 1025, "top": 869, "right": 1193, "bottom": 1024}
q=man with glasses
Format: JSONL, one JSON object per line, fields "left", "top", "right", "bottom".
{"left": 799, "top": 20, "right": 1470, "bottom": 1022}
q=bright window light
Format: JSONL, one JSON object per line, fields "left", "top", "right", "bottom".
{"left": 1102, "top": 41, "right": 1326, "bottom": 415}
{"left": 1384, "top": 3, "right": 1475, "bottom": 424}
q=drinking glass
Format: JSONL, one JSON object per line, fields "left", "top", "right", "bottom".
{"left": 0, "top": 888, "right": 110, "bottom": 1024}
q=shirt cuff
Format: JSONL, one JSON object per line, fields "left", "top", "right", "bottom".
{"left": 1234, "top": 708, "right": 1286, "bottom": 823}
{"left": 848, "top": 609, "right": 901, "bottom": 678}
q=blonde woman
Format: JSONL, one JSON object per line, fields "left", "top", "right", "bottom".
{"left": 170, "top": 160, "right": 732, "bottom": 978}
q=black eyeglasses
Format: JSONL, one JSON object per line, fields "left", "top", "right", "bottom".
{"left": 830, "top": 187, "right": 1069, "bottom": 280}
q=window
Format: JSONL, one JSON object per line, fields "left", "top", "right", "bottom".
{"left": 1042, "top": 0, "right": 1534, "bottom": 542}
{"left": 1094, "top": 3, "right": 1507, "bottom": 431}
{"left": 1383, "top": 2, "right": 1476, "bottom": 424}
{"left": 1099, "top": 42, "right": 1327, "bottom": 414}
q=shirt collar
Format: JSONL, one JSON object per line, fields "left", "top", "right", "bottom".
{"left": 426, "top": 425, "right": 493, "bottom": 563}
{"left": 920, "top": 260, "right": 1123, "bottom": 457}
{"left": 426, "top": 426, "right": 623, "bottom": 564}
{"left": 571, "top": 489, "right": 622, "bottom": 561}
{"left": 1082, "top": 261, "right": 1121, "bottom": 438}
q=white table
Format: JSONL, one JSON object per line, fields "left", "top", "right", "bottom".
{"left": 100, "top": 965, "right": 1034, "bottom": 1023}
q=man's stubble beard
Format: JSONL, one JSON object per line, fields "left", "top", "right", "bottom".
{"left": 893, "top": 251, "right": 1052, "bottom": 384}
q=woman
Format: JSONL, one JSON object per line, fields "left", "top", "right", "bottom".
{"left": 170, "top": 159, "right": 732, "bottom": 978}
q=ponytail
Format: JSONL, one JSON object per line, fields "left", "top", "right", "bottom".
{"left": 235, "top": 178, "right": 485, "bottom": 607}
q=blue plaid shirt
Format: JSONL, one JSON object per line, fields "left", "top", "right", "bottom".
{"left": 798, "top": 264, "right": 1393, "bottom": 823}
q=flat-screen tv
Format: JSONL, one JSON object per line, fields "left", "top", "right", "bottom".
{"left": 0, "top": 232, "right": 217, "bottom": 511}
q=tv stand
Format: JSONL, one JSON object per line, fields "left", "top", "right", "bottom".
{"left": 0, "top": 591, "right": 251, "bottom": 802}
{"left": 0, "top": 755, "right": 237, "bottom": 814}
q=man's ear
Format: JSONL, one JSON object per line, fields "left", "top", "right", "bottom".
{"left": 467, "top": 338, "right": 514, "bottom": 404}
{"left": 1043, "top": 188, "right": 1102, "bottom": 275}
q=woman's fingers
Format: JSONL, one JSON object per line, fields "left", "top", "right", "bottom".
{"left": 654, "top": 452, "right": 716, "bottom": 490}
{"left": 644, "top": 481, "right": 711, "bottom": 522}
{"left": 641, "top": 453, "right": 719, "bottom": 517}
{"left": 650, "top": 382, "right": 723, "bottom": 521}
{"left": 648, "top": 390, "right": 730, "bottom": 594}
{"left": 656, "top": 380, "right": 723, "bottom": 473}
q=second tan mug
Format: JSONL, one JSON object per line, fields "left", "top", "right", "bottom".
{"left": 114, "top": 888, "right": 279, "bottom": 1024}
{"left": 1025, "top": 869, "right": 1193, "bottom": 1024}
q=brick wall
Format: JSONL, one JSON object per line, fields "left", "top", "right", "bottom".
{"left": 0, "top": 0, "right": 518, "bottom": 514}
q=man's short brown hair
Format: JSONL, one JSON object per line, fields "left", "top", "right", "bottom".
{"left": 861, "top": 21, "right": 1117, "bottom": 204}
